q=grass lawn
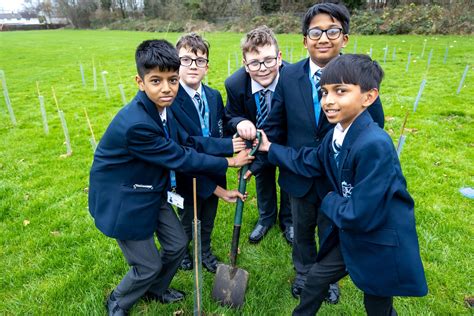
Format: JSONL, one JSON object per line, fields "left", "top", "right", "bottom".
{"left": 0, "top": 30, "right": 472, "bottom": 315}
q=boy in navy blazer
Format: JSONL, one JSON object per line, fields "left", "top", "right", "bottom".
{"left": 258, "top": 54, "right": 428, "bottom": 315}
{"left": 254, "top": 2, "right": 385, "bottom": 301}
{"left": 88, "top": 40, "right": 252, "bottom": 316}
{"left": 224, "top": 26, "right": 293, "bottom": 245}
{"left": 170, "top": 33, "right": 244, "bottom": 273}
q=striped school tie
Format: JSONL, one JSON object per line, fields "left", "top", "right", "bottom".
{"left": 256, "top": 89, "right": 270, "bottom": 128}
{"left": 194, "top": 92, "right": 205, "bottom": 119}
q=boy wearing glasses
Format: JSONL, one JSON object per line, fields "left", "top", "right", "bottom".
{"left": 170, "top": 33, "right": 245, "bottom": 273}
{"left": 256, "top": 2, "right": 385, "bottom": 303}
{"left": 224, "top": 25, "right": 293, "bottom": 245}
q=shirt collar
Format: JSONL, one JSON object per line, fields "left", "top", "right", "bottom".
{"left": 251, "top": 72, "right": 279, "bottom": 94}
{"left": 332, "top": 122, "right": 352, "bottom": 148}
{"left": 180, "top": 80, "right": 203, "bottom": 98}
{"left": 309, "top": 58, "right": 323, "bottom": 77}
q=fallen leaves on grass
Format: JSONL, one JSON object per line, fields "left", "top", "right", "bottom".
{"left": 23, "top": 219, "right": 30, "bottom": 226}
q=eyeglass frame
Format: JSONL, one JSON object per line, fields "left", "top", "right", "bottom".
{"left": 179, "top": 56, "right": 209, "bottom": 68}
{"left": 244, "top": 56, "right": 278, "bottom": 72}
{"left": 306, "top": 27, "right": 344, "bottom": 40}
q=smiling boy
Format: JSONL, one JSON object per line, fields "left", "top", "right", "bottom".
{"left": 258, "top": 2, "right": 385, "bottom": 301}
{"left": 224, "top": 26, "right": 293, "bottom": 245}
{"left": 258, "top": 54, "right": 428, "bottom": 315}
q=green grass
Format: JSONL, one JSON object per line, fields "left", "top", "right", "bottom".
{"left": 0, "top": 30, "right": 473, "bottom": 315}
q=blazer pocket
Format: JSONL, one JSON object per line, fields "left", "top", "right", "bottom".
{"left": 355, "top": 228, "right": 399, "bottom": 247}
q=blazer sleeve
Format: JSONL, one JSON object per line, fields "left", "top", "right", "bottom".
{"left": 224, "top": 82, "right": 249, "bottom": 134}
{"left": 176, "top": 122, "right": 234, "bottom": 156}
{"left": 267, "top": 143, "right": 324, "bottom": 178}
{"left": 126, "top": 122, "right": 228, "bottom": 176}
{"left": 320, "top": 138, "right": 395, "bottom": 233}
{"left": 367, "top": 96, "right": 385, "bottom": 128}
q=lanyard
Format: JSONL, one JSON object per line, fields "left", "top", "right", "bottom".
{"left": 161, "top": 120, "right": 177, "bottom": 190}
{"left": 197, "top": 88, "right": 210, "bottom": 137}
{"left": 309, "top": 69, "right": 321, "bottom": 127}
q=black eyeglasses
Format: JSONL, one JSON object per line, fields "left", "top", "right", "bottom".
{"left": 180, "top": 56, "right": 209, "bottom": 68}
{"left": 245, "top": 57, "right": 278, "bottom": 72}
{"left": 307, "top": 28, "right": 343, "bottom": 40}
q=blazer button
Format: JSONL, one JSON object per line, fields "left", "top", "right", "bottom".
{"left": 314, "top": 137, "right": 320, "bottom": 142}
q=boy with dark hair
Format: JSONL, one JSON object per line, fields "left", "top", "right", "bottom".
{"left": 255, "top": 1, "right": 385, "bottom": 301}
{"left": 258, "top": 54, "right": 428, "bottom": 315}
{"left": 224, "top": 25, "right": 293, "bottom": 245}
{"left": 88, "top": 39, "right": 252, "bottom": 316}
{"left": 171, "top": 33, "right": 243, "bottom": 273}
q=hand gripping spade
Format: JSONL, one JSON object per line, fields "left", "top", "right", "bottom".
{"left": 211, "top": 131, "right": 261, "bottom": 308}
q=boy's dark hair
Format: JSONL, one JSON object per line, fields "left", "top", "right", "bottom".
{"left": 320, "top": 54, "right": 384, "bottom": 91}
{"left": 302, "top": 1, "right": 350, "bottom": 36}
{"left": 241, "top": 25, "right": 279, "bottom": 57}
{"left": 176, "top": 33, "right": 210, "bottom": 58}
{"left": 135, "top": 39, "right": 180, "bottom": 78}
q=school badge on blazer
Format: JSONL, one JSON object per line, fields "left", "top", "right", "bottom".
{"left": 341, "top": 181, "right": 353, "bottom": 197}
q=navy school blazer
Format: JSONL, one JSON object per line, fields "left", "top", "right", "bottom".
{"left": 170, "top": 84, "right": 227, "bottom": 200}
{"left": 255, "top": 58, "right": 385, "bottom": 202}
{"left": 223, "top": 61, "right": 289, "bottom": 135}
{"left": 268, "top": 110, "right": 428, "bottom": 297}
{"left": 88, "top": 90, "right": 234, "bottom": 240}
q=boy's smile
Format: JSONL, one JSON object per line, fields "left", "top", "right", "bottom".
{"left": 321, "top": 83, "right": 377, "bottom": 130}
{"left": 135, "top": 68, "right": 180, "bottom": 112}
{"left": 178, "top": 47, "right": 208, "bottom": 90}
{"left": 304, "top": 13, "right": 348, "bottom": 68}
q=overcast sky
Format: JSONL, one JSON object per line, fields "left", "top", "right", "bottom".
{"left": 0, "top": 0, "right": 26, "bottom": 13}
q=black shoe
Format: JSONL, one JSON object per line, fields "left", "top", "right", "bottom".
{"left": 249, "top": 224, "right": 271, "bottom": 243}
{"left": 283, "top": 226, "right": 294, "bottom": 245}
{"left": 179, "top": 252, "right": 193, "bottom": 271}
{"left": 291, "top": 274, "right": 307, "bottom": 299}
{"left": 144, "top": 288, "right": 185, "bottom": 304}
{"left": 325, "top": 283, "right": 340, "bottom": 304}
{"left": 106, "top": 291, "right": 129, "bottom": 316}
{"left": 202, "top": 251, "right": 219, "bottom": 273}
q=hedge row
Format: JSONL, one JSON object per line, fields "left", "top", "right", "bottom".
{"left": 98, "top": 4, "right": 472, "bottom": 35}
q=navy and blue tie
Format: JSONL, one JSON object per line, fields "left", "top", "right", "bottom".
{"left": 332, "top": 139, "right": 342, "bottom": 168}
{"left": 194, "top": 92, "right": 205, "bottom": 119}
{"left": 256, "top": 89, "right": 270, "bottom": 128}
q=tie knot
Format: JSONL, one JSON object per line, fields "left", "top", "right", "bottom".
{"left": 194, "top": 92, "right": 201, "bottom": 101}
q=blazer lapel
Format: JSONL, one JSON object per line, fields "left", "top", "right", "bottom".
{"left": 137, "top": 90, "right": 163, "bottom": 128}
{"left": 245, "top": 78, "right": 257, "bottom": 122}
{"left": 176, "top": 86, "right": 202, "bottom": 132}
{"left": 297, "top": 59, "right": 318, "bottom": 133}
{"left": 167, "top": 108, "right": 178, "bottom": 141}
{"left": 336, "top": 110, "right": 373, "bottom": 181}
{"left": 203, "top": 85, "right": 217, "bottom": 133}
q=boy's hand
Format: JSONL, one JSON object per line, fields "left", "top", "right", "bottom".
{"left": 226, "top": 149, "right": 254, "bottom": 167}
{"left": 255, "top": 130, "right": 271, "bottom": 152}
{"left": 214, "top": 186, "right": 248, "bottom": 203}
{"left": 236, "top": 120, "right": 256, "bottom": 140}
{"left": 232, "top": 136, "right": 246, "bottom": 153}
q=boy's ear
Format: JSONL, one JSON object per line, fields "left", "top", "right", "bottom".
{"left": 303, "top": 36, "right": 308, "bottom": 49}
{"left": 362, "top": 88, "right": 379, "bottom": 108}
{"left": 135, "top": 74, "right": 145, "bottom": 91}
{"left": 277, "top": 50, "right": 282, "bottom": 66}
{"left": 342, "top": 34, "right": 349, "bottom": 48}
